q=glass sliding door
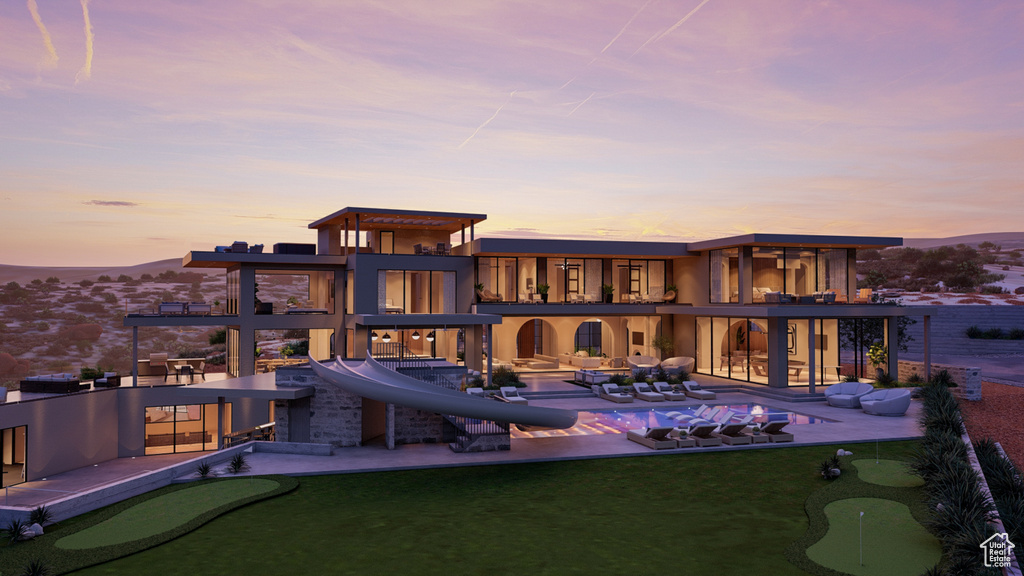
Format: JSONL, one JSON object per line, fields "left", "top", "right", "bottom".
{"left": 144, "top": 404, "right": 228, "bottom": 455}
{"left": 1, "top": 425, "right": 26, "bottom": 487}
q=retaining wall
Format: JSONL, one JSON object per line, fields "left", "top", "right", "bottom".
{"left": 904, "top": 305, "right": 1024, "bottom": 356}
{"left": 898, "top": 360, "right": 982, "bottom": 401}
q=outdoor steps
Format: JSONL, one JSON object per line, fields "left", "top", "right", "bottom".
{"left": 705, "top": 384, "right": 826, "bottom": 403}
{"left": 520, "top": 389, "right": 596, "bottom": 400}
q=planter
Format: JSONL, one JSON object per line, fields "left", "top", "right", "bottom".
{"left": 540, "top": 294, "right": 548, "bottom": 303}
{"left": 604, "top": 294, "right": 613, "bottom": 304}
{"left": 255, "top": 302, "right": 273, "bottom": 314}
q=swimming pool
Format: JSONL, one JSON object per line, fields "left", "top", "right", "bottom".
{"left": 511, "top": 403, "right": 829, "bottom": 439}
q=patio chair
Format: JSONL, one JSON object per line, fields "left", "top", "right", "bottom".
{"left": 498, "top": 387, "right": 528, "bottom": 405}
{"left": 627, "top": 427, "right": 677, "bottom": 450}
{"left": 413, "top": 243, "right": 423, "bottom": 255}
{"left": 652, "top": 382, "right": 688, "bottom": 401}
{"left": 632, "top": 382, "right": 666, "bottom": 402}
{"left": 761, "top": 420, "right": 794, "bottom": 443}
{"left": 854, "top": 288, "right": 873, "bottom": 303}
{"left": 627, "top": 355, "right": 660, "bottom": 371}
{"left": 687, "top": 423, "right": 723, "bottom": 447}
{"left": 436, "top": 242, "right": 448, "bottom": 255}
{"left": 194, "top": 361, "right": 206, "bottom": 381}
{"left": 466, "top": 387, "right": 485, "bottom": 397}
{"left": 682, "top": 381, "right": 716, "bottom": 400}
{"left": 149, "top": 352, "right": 170, "bottom": 381}
{"left": 662, "top": 290, "right": 677, "bottom": 302}
{"left": 661, "top": 356, "right": 695, "bottom": 375}
{"left": 94, "top": 372, "right": 121, "bottom": 388}
{"left": 600, "top": 383, "right": 634, "bottom": 403}
{"left": 824, "top": 381, "right": 874, "bottom": 408}
{"left": 860, "top": 388, "right": 912, "bottom": 416}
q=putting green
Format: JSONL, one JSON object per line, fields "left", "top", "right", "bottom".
{"left": 56, "top": 479, "right": 279, "bottom": 550}
{"left": 852, "top": 459, "right": 924, "bottom": 487}
{"left": 807, "top": 498, "right": 940, "bottom": 576}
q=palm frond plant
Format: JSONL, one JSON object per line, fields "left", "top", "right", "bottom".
{"left": 228, "top": 453, "right": 249, "bottom": 474}
{"left": 4, "top": 518, "right": 27, "bottom": 544}
{"left": 28, "top": 505, "right": 53, "bottom": 527}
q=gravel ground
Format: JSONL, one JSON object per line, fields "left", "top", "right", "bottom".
{"left": 960, "top": 381, "right": 1024, "bottom": 468}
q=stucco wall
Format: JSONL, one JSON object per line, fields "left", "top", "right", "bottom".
{"left": 904, "top": 305, "right": 1024, "bottom": 356}
{"left": 897, "top": 359, "right": 982, "bottom": 401}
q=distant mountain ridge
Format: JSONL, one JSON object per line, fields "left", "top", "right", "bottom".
{"left": 0, "top": 258, "right": 222, "bottom": 285}
{"left": 903, "top": 232, "right": 1024, "bottom": 251}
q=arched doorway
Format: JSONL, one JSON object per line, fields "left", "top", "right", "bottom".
{"left": 515, "top": 319, "right": 557, "bottom": 358}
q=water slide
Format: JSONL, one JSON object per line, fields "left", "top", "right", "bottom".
{"left": 310, "top": 356, "right": 578, "bottom": 430}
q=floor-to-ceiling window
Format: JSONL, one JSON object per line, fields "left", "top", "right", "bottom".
{"left": 574, "top": 321, "right": 603, "bottom": 355}
{"left": 751, "top": 247, "right": 848, "bottom": 299}
{"left": 144, "top": 403, "right": 229, "bottom": 455}
{"left": 1, "top": 425, "right": 26, "bottom": 487}
{"left": 709, "top": 248, "right": 740, "bottom": 303}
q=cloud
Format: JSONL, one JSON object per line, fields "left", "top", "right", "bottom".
{"left": 76, "top": 0, "right": 95, "bottom": 84}
{"left": 26, "top": 0, "right": 59, "bottom": 67}
{"left": 84, "top": 200, "right": 139, "bottom": 207}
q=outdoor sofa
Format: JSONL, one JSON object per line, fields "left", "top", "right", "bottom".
{"left": 660, "top": 356, "right": 695, "bottom": 375}
{"left": 627, "top": 355, "right": 660, "bottom": 372}
{"left": 824, "top": 381, "right": 875, "bottom": 408}
{"left": 20, "top": 374, "right": 86, "bottom": 394}
{"left": 860, "top": 388, "right": 912, "bottom": 416}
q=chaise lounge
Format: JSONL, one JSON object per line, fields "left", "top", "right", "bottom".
{"left": 686, "top": 422, "right": 723, "bottom": 447}
{"left": 652, "top": 382, "right": 688, "bottom": 401}
{"left": 600, "top": 383, "right": 634, "bottom": 403}
{"left": 627, "top": 427, "right": 677, "bottom": 450}
{"left": 632, "top": 382, "right": 666, "bottom": 402}
{"left": 498, "top": 387, "right": 529, "bottom": 405}
{"left": 761, "top": 420, "right": 794, "bottom": 443}
{"left": 824, "top": 381, "right": 875, "bottom": 408}
{"left": 681, "top": 381, "right": 716, "bottom": 400}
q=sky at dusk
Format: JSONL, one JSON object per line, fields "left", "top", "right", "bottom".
{"left": 2, "top": 1, "right": 1023, "bottom": 266}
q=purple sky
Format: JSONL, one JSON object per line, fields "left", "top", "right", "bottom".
{"left": 2, "top": 1, "right": 1022, "bottom": 266}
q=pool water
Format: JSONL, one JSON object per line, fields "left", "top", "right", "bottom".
{"left": 511, "top": 403, "right": 828, "bottom": 439}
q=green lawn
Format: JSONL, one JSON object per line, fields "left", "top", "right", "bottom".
{"left": 64, "top": 441, "right": 921, "bottom": 576}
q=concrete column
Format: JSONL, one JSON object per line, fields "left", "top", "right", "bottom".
{"left": 344, "top": 218, "right": 349, "bottom": 254}
{"left": 739, "top": 247, "right": 753, "bottom": 304}
{"left": 886, "top": 317, "right": 899, "bottom": 377}
{"left": 486, "top": 324, "right": 494, "bottom": 387}
{"left": 766, "top": 317, "right": 788, "bottom": 388}
{"left": 354, "top": 214, "right": 360, "bottom": 255}
{"left": 807, "top": 319, "right": 816, "bottom": 393}
{"left": 385, "top": 402, "right": 395, "bottom": 450}
{"left": 318, "top": 226, "right": 340, "bottom": 255}
{"left": 847, "top": 249, "right": 858, "bottom": 300}
{"left": 461, "top": 225, "right": 465, "bottom": 245}
{"left": 132, "top": 327, "right": 138, "bottom": 385}
{"left": 217, "top": 397, "right": 225, "bottom": 450}
{"left": 923, "top": 315, "right": 932, "bottom": 380}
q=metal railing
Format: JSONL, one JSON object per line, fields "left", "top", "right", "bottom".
{"left": 222, "top": 422, "right": 275, "bottom": 448}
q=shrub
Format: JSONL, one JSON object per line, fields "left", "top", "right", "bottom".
{"left": 20, "top": 558, "right": 51, "bottom": 576}
{"left": 4, "top": 518, "right": 27, "bottom": 544}
{"left": 652, "top": 366, "right": 670, "bottom": 382}
{"left": 78, "top": 279, "right": 94, "bottom": 287}
{"left": 29, "top": 505, "right": 53, "bottom": 526}
{"left": 965, "top": 325, "right": 984, "bottom": 339}
{"left": 985, "top": 327, "right": 1005, "bottom": 339}
{"left": 208, "top": 329, "right": 227, "bottom": 345}
{"left": 906, "top": 372, "right": 925, "bottom": 384}
{"left": 842, "top": 373, "right": 860, "bottom": 383}
{"left": 1016, "top": 287, "right": 1024, "bottom": 295}
{"left": 608, "top": 373, "right": 628, "bottom": 386}
{"left": 979, "top": 284, "right": 1007, "bottom": 294}
{"left": 491, "top": 366, "right": 522, "bottom": 388}
{"left": 97, "top": 274, "right": 112, "bottom": 282}
{"left": 117, "top": 274, "right": 133, "bottom": 282}
{"left": 1009, "top": 328, "right": 1024, "bottom": 340}
{"left": 228, "top": 453, "right": 249, "bottom": 474}
{"left": 195, "top": 461, "right": 215, "bottom": 479}
{"left": 874, "top": 372, "right": 897, "bottom": 387}
{"left": 929, "top": 369, "right": 957, "bottom": 388}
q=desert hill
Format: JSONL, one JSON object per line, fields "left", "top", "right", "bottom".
{"left": 0, "top": 258, "right": 223, "bottom": 285}
{"left": 903, "top": 232, "right": 1024, "bottom": 251}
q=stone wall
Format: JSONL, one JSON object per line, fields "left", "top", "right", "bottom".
{"left": 273, "top": 365, "right": 447, "bottom": 447}
{"left": 394, "top": 404, "right": 444, "bottom": 445}
{"left": 275, "top": 366, "right": 362, "bottom": 447}
{"left": 897, "top": 359, "right": 982, "bottom": 401}
{"left": 904, "top": 305, "right": 1024, "bottom": 356}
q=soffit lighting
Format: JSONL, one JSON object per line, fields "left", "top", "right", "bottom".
{"left": 371, "top": 331, "right": 379, "bottom": 341}
{"left": 412, "top": 331, "right": 420, "bottom": 340}
{"left": 382, "top": 332, "right": 392, "bottom": 343}
{"left": 426, "top": 331, "right": 435, "bottom": 342}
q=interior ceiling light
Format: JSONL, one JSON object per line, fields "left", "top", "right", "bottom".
{"left": 371, "top": 331, "right": 379, "bottom": 341}
{"left": 426, "top": 331, "right": 435, "bottom": 342}
{"left": 382, "top": 332, "right": 392, "bottom": 343}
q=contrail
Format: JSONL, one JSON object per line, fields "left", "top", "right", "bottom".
{"left": 76, "top": 0, "right": 94, "bottom": 83}
{"left": 561, "top": 0, "right": 651, "bottom": 91}
{"left": 27, "top": 0, "right": 59, "bottom": 67}
{"left": 632, "top": 0, "right": 712, "bottom": 56}
{"left": 567, "top": 92, "right": 595, "bottom": 116}
{"left": 459, "top": 90, "right": 516, "bottom": 149}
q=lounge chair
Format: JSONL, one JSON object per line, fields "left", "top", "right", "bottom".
{"left": 600, "top": 383, "right": 634, "bottom": 403}
{"left": 670, "top": 404, "right": 710, "bottom": 424}
{"left": 761, "top": 420, "right": 793, "bottom": 442}
{"left": 687, "top": 423, "right": 723, "bottom": 447}
{"left": 498, "top": 387, "right": 528, "bottom": 405}
{"left": 681, "top": 381, "right": 716, "bottom": 400}
{"left": 194, "top": 361, "right": 206, "bottom": 381}
{"left": 824, "top": 381, "right": 874, "bottom": 408}
{"left": 476, "top": 289, "right": 503, "bottom": 303}
{"left": 466, "top": 387, "right": 485, "bottom": 397}
{"left": 632, "top": 382, "right": 666, "bottom": 402}
{"left": 860, "top": 388, "right": 912, "bottom": 416}
{"left": 688, "top": 409, "right": 735, "bottom": 432}
{"left": 714, "top": 420, "right": 753, "bottom": 445}
{"left": 661, "top": 290, "right": 677, "bottom": 302}
{"left": 627, "top": 427, "right": 677, "bottom": 450}
{"left": 652, "top": 382, "right": 688, "bottom": 401}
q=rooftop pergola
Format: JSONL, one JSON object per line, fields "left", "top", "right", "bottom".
{"left": 309, "top": 207, "right": 487, "bottom": 233}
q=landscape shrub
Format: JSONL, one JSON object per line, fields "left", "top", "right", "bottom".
{"left": 984, "top": 327, "right": 1005, "bottom": 339}
{"left": 78, "top": 279, "right": 94, "bottom": 287}
{"left": 490, "top": 366, "right": 522, "bottom": 388}
{"left": 1016, "top": 287, "right": 1024, "bottom": 295}
{"left": 979, "top": 284, "right": 1007, "bottom": 294}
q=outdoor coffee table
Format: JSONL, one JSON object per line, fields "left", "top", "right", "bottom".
{"left": 175, "top": 364, "right": 193, "bottom": 383}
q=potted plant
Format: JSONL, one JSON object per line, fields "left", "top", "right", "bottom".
{"left": 652, "top": 334, "right": 674, "bottom": 359}
{"left": 537, "top": 283, "right": 550, "bottom": 303}
{"left": 601, "top": 283, "right": 614, "bottom": 304}
{"left": 868, "top": 341, "right": 887, "bottom": 379}
{"left": 752, "top": 425, "right": 761, "bottom": 436}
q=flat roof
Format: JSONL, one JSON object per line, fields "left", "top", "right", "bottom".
{"left": 686, "top": 233, "right": 902, "bottom": 252}
{"left": 308, "top": 207, "right": 487, "bottom": 233}
{"left": 177, "top": 372, "right": 314, "bottom": 400}
{"left": 183, "top": 251, "right": 347, "bottom": 269}
{"left": 660, "top": 304, "right": 932, "bottom": 319}
{"left": 472, "top": 238, "right": 692, "bottom": 258}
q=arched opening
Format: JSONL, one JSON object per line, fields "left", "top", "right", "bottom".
{"left": 514, "top": 319, "right": 557, "bottom": 358}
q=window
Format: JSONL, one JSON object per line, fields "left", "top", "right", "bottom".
{"left": 1, "top": 425, "right": 26, "bottom": 487}
{"left": 144, "top": 404, "right": 228, "bottom": 455}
